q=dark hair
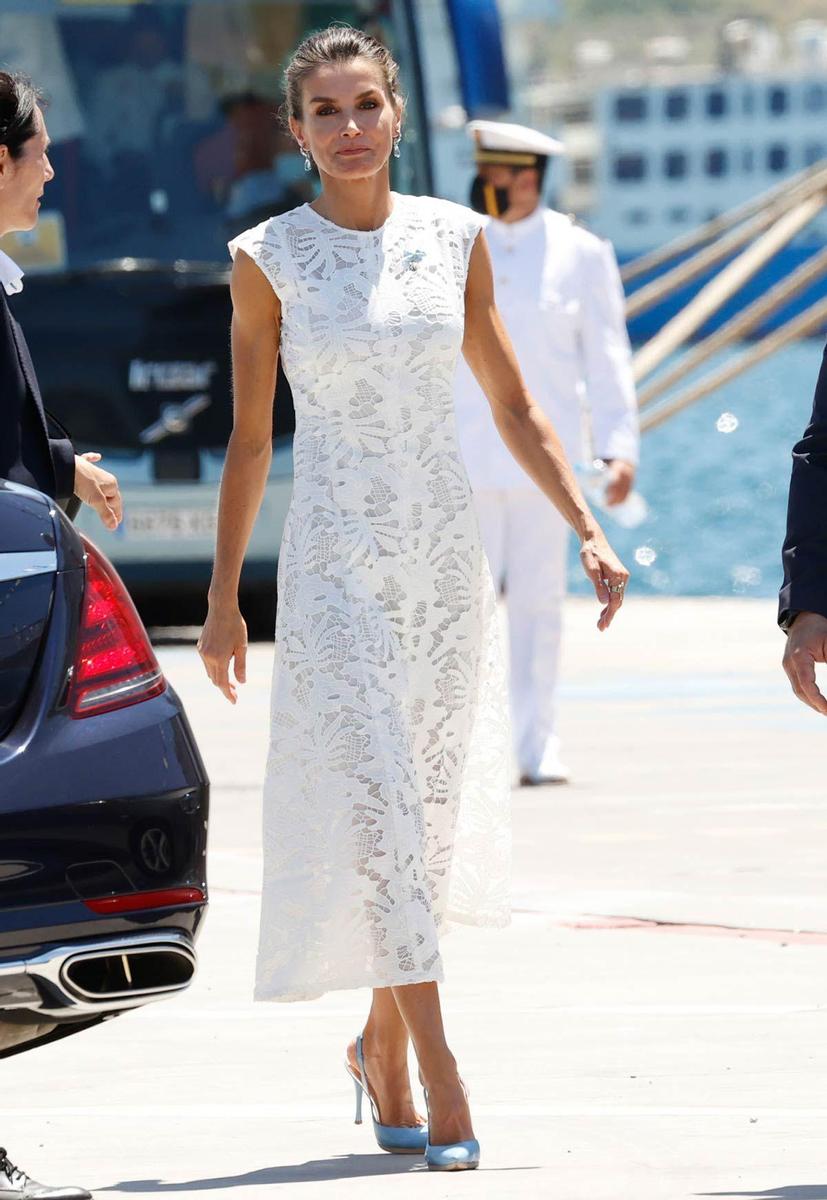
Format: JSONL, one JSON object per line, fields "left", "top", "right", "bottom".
{"left": 282, "top": 24, "right": 404, "bottom": 124}
{"left": 0, "top": 72, "right": 41, "bottom": 159}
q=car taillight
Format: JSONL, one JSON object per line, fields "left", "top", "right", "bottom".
{"left": 83, "top": 887, "right": 205, "bottom": 914}
{"left": 69, "top": 536, "right": 166, "bottom": 718}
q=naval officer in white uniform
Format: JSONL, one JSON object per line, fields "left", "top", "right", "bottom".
{"left": 454, "top": 119, "right": 640, "bottom": 785}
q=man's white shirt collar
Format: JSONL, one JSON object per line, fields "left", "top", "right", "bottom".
{"left": 485, "top": 205, "right": 546, "bottom": 245}
{"left": 0, "top": 249, "right": 24, "bottom": 295}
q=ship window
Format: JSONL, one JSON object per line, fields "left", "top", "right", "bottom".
{"left": 705, "top": 148, "right": 728, "bottom": 177}
{"left": 664, "top": 90, "right": 689, "bottom": 120}
{"left": 624, "top": 209, "right": 649, "bottom": 226}
{"left": 742, "top": 146, "right": 754, "bottom": 172}
{"left": 667, "top": 207, "right": 689, "bottom": 223}
{"left": 706, "top": 90, "right": 727, "bottom": 118}
{"left": 663, "top": 150, "right": 688, "bottom": 179}
{"left": 804, "top": 143, "right": 825, "bottom": 166}
{"left": 572, "top": 158, "right": 594, "bottom": 184}
{"left": 557, "top": 100, "right": 593, "bottom": 124}
{"left": 768, "top": 86, "right": 788, "bottom": 115}
{"left": 803, "top": 84, "right": 826, "bottom": 113}
{"left": 767, "top": 144, "right": 789, "bottom": 172}
{"left": 614, "top": 94, "right": 647, "bottom": 121}
{"left": 614, "top": 153, "right": 647, "bottom": 181}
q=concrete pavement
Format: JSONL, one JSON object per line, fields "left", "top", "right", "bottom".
{"left": 4, "top": 598, "right": 826, "bottom": 1200}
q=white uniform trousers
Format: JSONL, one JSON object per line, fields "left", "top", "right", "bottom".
{"left": 473, "top": 487, "right": 569, "bottom": 777}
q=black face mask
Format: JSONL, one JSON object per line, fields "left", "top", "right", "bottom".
{"left": 469, "top": 174, "right": 510, "bottom": 218}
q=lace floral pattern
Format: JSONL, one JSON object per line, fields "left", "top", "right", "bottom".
{"left": 229, "top": 193, "right": 511, "bottom": 1002}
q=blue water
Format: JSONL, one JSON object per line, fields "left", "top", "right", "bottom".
{"left": 566, "top": 338, "right": 826, "bottom": 598}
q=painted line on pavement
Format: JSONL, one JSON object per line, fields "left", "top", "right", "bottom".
{"left": 552, "top": 915, "right": 827, "bottom": 943}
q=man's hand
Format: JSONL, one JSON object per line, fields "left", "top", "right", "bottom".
{"left": 604, "top": 459, "right": 636, "bottom": 507}
{"left": 782, "top": 611, "right": 827, "bottom": 716}
{"left": 73, "top": 452, "right": 122, "bottom": 531}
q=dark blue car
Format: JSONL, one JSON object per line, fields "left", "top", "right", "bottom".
{"left": 0, "top": 480, "right": 209, "bottom": 1058}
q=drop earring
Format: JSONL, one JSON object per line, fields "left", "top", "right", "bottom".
{"left": 300, "top": 145, "right": 312, "bottom": 172}
{"left": 392, "top": 131, "right": 402, "bottom": 159}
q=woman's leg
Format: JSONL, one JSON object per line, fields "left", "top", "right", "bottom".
{"left": 346, "top": 988, "right": 424, "bottom": 1127}
{"left": 391, "top": 981, "right": 474, "bottom": 1145}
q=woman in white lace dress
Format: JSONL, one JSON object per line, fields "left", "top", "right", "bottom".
{"left": 199, "top": 26, "right": 628, "bottom": 1169}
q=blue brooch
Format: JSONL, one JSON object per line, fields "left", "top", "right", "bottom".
{"left": 401, "top": 249, "right": 426, "bottom": 272}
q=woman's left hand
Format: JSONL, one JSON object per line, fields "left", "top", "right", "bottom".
{"left": 579, "top": 532, "right": 629, "bottom": 631}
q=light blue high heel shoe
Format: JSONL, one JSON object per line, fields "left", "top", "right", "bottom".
{"left": 345, "top": 1034, "right": 428, "bottom": 1155}
{"left": 423, "top": 1081, "right": 480, "bottom": 1171}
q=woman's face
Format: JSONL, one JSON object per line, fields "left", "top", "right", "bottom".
{"left": 0, "top": 106, "right": 55, "bottom": 235}
{"left": 290, "top": 58, "right": 400, "bottom": 181}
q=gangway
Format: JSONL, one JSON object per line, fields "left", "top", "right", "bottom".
{"left": 624, "top": 161, "right": 827, "bottom": 431}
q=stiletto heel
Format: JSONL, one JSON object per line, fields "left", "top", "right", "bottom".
{"left": 423, "top": 1082, "right": 480, "bottom": 1171}
{"left": 345, "top": 1033, "right": 428, "bottom": 1155}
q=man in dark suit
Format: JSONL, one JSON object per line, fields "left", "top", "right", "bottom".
{"left": 0, "top": 70, "right": 122, "bottom": 1200}
{"left": 0, "top": 74, "right": 121, "bottom": 530}
{"left": 780, "top": 343, "right": 827, "bottom": 714}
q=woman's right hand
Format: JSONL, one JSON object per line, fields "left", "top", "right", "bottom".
{"left": 198, "top": 602, "right": 248, "bottom": 704}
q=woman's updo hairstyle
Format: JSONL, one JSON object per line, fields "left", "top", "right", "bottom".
{"left": 282, "top": 24, "right": 404, "bottom": 125}
{"left": 0, "top": 72, "right": 41, "bottom": 160}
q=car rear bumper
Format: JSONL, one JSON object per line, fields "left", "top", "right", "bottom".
{"left": 1, "top": 678, "right": 209, "bottom": 917}
{"left": 0, "top": 927, "right": 197, "bottom": 1017}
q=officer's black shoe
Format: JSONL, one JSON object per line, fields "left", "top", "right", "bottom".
{"left": 0, "top": 1149, "right": 91, "bottom": 1200}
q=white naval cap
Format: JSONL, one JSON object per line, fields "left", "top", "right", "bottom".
{"left": 467, "top": 119, "right": 564, "bottom": 166}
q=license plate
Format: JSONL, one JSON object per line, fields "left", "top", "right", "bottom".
{"left": 124, "top": 507, "right": 217, "bottom": 540}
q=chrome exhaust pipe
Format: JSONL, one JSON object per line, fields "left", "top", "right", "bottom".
{"left": 0, "top": 930, "right": 196, "bottom": 1017}
{"left": 61, "top": 941, "right": 196, "bottom": 1003}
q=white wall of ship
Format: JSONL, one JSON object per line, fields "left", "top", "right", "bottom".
{"left": 590, "top": 74, "right": 827, "bottom": 254}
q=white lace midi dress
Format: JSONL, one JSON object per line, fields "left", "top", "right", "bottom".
{"left": 229, "top": 192, "right": 511, "bottom": 1002}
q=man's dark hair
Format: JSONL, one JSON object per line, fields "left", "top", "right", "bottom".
{"left": 0, "top": 71, "right": 41, "bottom": 160}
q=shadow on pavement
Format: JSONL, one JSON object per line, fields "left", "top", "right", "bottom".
{"left": 698, "top": 1187, "right": 827, "bottom": 1199}
{"left": 103, "top": 1155, "right": 538, "bottom": 1189}
{"left": 102, "top": 1158, "right": 418, "bottom": 1189}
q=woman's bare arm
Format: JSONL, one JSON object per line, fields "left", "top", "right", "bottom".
{"left": 461, "top": 231, "right": 628, "bottom": 629}
{"left": 198, "top": 250, "right": 280, "bottom": 701}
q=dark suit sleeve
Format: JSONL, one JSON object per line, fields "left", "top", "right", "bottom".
{"left": 779, "top": 342, "right": 827, "bottom": 627}
{"left": 48, "top": 433, "right": 76, "bottom": 502}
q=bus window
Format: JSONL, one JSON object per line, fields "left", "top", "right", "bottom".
{"left": 1, "top": 1, "right": 421, "bottom": 270}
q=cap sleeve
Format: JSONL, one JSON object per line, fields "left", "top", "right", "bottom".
{"left": 460, "top": 208, "right": 487, "bottom": 276}
{"left": 429, "top": 198, "right": 488, "bottom": 291}
{"left": 228, "top": 217, "right": 290, "bottom": 301}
